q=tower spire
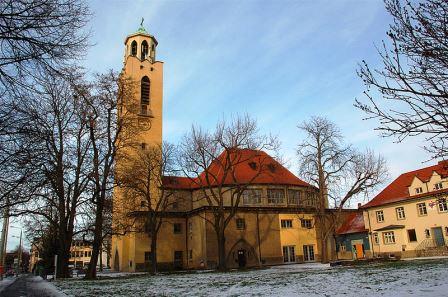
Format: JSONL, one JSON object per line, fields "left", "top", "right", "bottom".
{"left": 137, "top": 17, "right": 147, "bottom": 34}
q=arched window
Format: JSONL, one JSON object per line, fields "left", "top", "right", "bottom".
{"left": 140, "top": 76, "right": 150, "bottom": 115}
{"left": 141, "top": 40, "right": 148, "bottom": 60}
{"left": 131, "top": 41, "right": 137, "bottom": 56}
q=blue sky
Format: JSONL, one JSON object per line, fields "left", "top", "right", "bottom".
{"left": 8, "top": 0, "right": 432, "bottom": 250}
{"left": 86, "top": 0, "right": 430, "bottom": 194}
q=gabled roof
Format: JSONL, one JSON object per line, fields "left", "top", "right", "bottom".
{"left": 362, "top": 160, "right": 448, "bottom": 208}
{"left": 336, "top": 212, "right": 367, "bottom": 235}
{"left": 162, "top": 148, "right": 311, "bottom": 190}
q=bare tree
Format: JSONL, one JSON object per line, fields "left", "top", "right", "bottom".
{"left": 0, "top": 0, "right": 91, "bottom": 221}
{"left": 8, "top": 68, "right": 91, "bottom": 278}
{"left": 117, "top": 143, "right": 177, "bottom": 274}
{"left": 355, "top": 0, "right": 448, "bottom": 159}
{"left": 297, "top": 116, "right": 387, "bottom": 262}
{"left": 0, "top": 0, "right": 90, "bottom": 92}
{"left": 178, "top": 115, "right": 279, "bottom": 271}
{"left": 79, "top": 71, "right": 142, "bottom": 279}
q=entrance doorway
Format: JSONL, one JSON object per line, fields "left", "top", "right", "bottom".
{"left": 174, "top": 251, "right": 183, "bottom": 269}
{"left": 353, "top": 244, "right": 364, "bottom": 259}
{"left": 433, "top": 227, "right": 446, "bottom": 246}
{"left": 237, "top": 249, "right": 246, "bottom": 268}
{"left": 303, "top": 245, "right": 315, "bottom": 262}
{"left": 282, "top": 246, "right": 296, "bottom": 263}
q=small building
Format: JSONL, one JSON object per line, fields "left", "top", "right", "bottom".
{"left": 29, "top": 239, "right": 109, "bottom": 272}
{"left": 336, "top": 212, "right": 370, "bottom": 260}
{"left": 361, "top": 160, "right": 448, "bottom": 258}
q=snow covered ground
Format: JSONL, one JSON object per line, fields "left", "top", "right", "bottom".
{"left": 54, "top": 259, "right": 448, "bottom": 297}
{"left": 0, "top": 276, "right": 16, "bottom": 293}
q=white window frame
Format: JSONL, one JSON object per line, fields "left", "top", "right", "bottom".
{"left": 417, "top": 202, "right": 427, "bottom": 216}
{"left": 383, "top": 231, "right": 395, "bottom": 244}
{"left": 438, "top": 198, "right": 448, "bottom": 212}
{"left": 416, "top": 187, "right": 423, "bottom": 194}
{"left": 373, "top": 232, "right": 379, "bottom": 245}
{"left": 435, "top": 182, "right": 443, "bottom": 190}
{"left": 396, "top": 207, "right": 406, "bottom": 220}
{"left": 376, "top": 210, "right": 384, "bottom": 223}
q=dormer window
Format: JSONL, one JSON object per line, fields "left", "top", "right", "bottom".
{"left": 435, "top": 182, "right": 443, "bottom": 190}
{"left": 131, "top": 41, "right": 137, "bottom": 56}
{"left": 141, "top": 40, "right": 149, "bottom": 60}
{"left": 248, "top": 162, "right": 257, "bottom": 170}
{"left": 415, "top": 187, "right": 423, "bottom": 194}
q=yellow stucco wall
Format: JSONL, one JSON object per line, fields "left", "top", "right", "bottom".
{"left": 363, "top": 194, "right": 448, "bottom": 256}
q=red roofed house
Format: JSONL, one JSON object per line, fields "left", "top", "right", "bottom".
{"left": 361, "top": 160, "right": 448, "bottom": 258}
{"left": 336, "top": 212, "right": 371, "bottom": 260}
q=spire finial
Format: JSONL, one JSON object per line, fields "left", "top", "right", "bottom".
{"left": 136, "top": 18, "right": 148, "bottom": 34}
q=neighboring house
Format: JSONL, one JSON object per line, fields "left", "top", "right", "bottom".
{"left": 361, "top": 160, "right": 448, "bottom": 258}
{"left": 29, "top": 239, "right": 109, "bottom": 271}
{"left": 336, "top": 212, "right": 370, "bottom": 260}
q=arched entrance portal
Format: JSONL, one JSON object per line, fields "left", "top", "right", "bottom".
{"left": 227, "top": 239, "right": 258, "bottom": 268}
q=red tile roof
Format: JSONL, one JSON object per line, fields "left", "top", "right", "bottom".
{"left": 162, "top": 176, "right": 194, "bottom": 189}
{"left": 162, "top": 149, "right": 311, "bottom": 190}
{"left": 336, "top": 212, "right": 367, "bottom": 235}
{"left": 362, "top": 160, "right": 448, "bottom": 208}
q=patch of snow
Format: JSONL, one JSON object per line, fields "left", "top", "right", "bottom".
{"left": 28, "top": 276, "right": 68, "bottom": 297}
{"left": 54, "top": 258, "right": 448, "bottom": 297}
{"left": 0, "top": 276, "right": 16, "bottom": 293}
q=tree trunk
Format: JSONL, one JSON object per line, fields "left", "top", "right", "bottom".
{"left": 57, "top": 239, "right": 71, "bottom": 278}
{"left": 217, "top": 229, "right": 226, "bottom": 271}
{"left": 150, "top": 234, "right": 157, "bottom": 274}
{"left": 85, "top": 200, "right": 104, "bottom": 279}
{"left": 56, "top": 222, "right": 72, "bottom": 278}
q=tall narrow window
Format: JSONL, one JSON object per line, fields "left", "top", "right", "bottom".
{"left": 376, "top": 210, "right": 384, "bottom": 223}
{"left": 131, "top": 41, "right": 137, "bottom": 56}
{"left": 417, "top": 202, "right": 427, "bottom": 216}
{"left": 395, "top": 207, "right": 406, "bottom": 220}
{"left": 141, "top": 40, "right": 149, "bottom": 60}
{"left": 140, "top": 76, "right": 150, "bottom": 115}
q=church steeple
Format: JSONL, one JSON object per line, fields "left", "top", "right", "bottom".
{"left": 124, "top": 18, "right": 158, "bottom": 63}
{"left": 121, "top": 19, "right": 163, "bottom": 143}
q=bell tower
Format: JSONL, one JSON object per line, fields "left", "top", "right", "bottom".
{"left": 112, "top": 21, "right": 164, "bottom": 272}
{"left": 122, "top": 19, "right": 163, "bottom": 145}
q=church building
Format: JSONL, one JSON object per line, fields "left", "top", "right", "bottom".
{"left": 111, "top": 24, "right": 326, "bottom": 272}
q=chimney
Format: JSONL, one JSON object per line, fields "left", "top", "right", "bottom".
{"left": 358, "top": 203, "right": 362, "bottom": 209}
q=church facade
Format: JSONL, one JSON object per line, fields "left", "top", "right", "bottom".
{"left": 111, "top": 25, "right": 330, "bottom": 272}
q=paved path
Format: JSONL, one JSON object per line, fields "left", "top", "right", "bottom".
{"left": 0, "top": 275, "right": 65, "bottom": 297}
